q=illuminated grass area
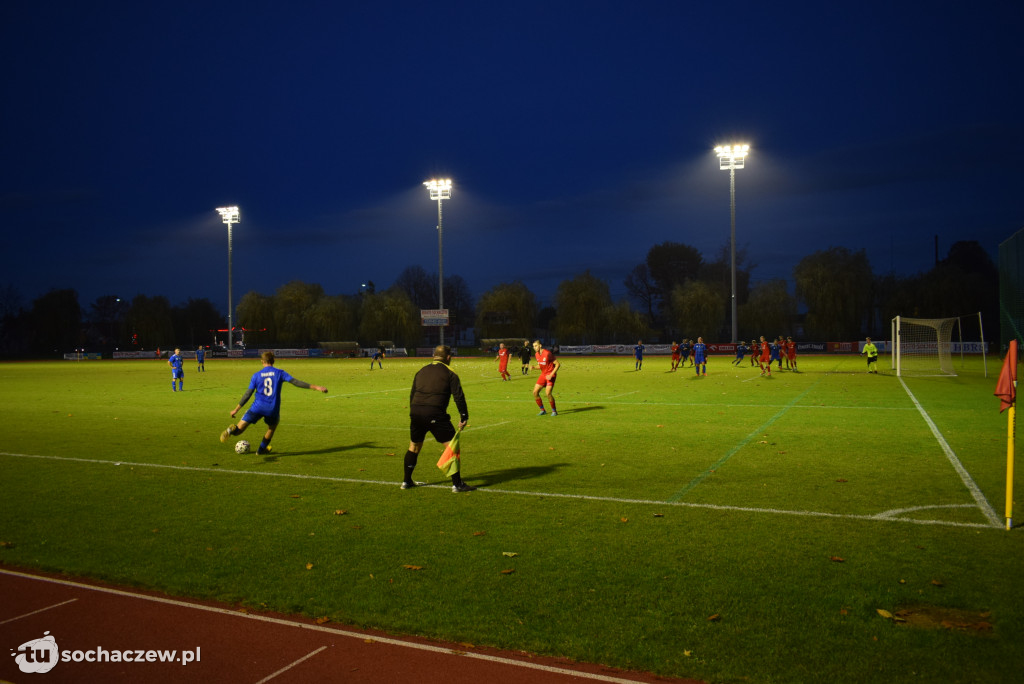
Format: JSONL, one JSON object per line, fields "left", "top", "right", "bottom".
{"left": 2, "top": 355, "right": 1022, "bottom": 683}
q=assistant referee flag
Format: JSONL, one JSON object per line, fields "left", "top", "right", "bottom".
{"left": 436, "top": 428, "right": 462, "bottom": 477}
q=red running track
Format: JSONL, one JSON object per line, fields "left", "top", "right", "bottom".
{"left": 1, "top": 567, "right": 702, "bottom": 684}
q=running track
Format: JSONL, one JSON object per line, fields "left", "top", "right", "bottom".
{"left": 1, "top": 567, "right": 702, "bottom": 684}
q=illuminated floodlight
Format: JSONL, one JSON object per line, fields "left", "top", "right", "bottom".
{"left": 423, "top": 179, "right": 453, "bottom": 345}
{"left": 714, "top": 143, "right": 751, "bottom": 343}
{"left": 216, "top": 206, "right": 240, "bottom": 223}
{"left": 423, "top": 179, "right": 452, "bottom": 200}
{"left": 215, "top": 206, "right": 240, "bottom": 351}
{"left": 715, "top": 144, "right": 750, "bottom": 170}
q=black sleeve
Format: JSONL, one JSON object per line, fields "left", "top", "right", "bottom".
{"left": 237, "top": 387, "right": 255, "bottom": 406}
{"left": 287, "top": 378, "right": 311, "bottom": 389}
{"left": 450, "top": 372, "right": 469, "bottom": 421}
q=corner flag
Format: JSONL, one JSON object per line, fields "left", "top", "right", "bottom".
{"left": 995, "top": 340, "right": 1018, "bottom": 530}
{"left": 436, "top": 428, "right": 462, "bottom": 477}
{"left": 995, "top": 340, "right": 1017, "bottom": 412}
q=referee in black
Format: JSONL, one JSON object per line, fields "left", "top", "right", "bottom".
{"left": 403, "top": 345, "right": 475, "bottom": 492}
{"left": 518, "top": 340, "right": 532, "bottom": 375}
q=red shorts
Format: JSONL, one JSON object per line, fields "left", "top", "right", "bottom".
{"left": 535, "top": 374, "right": 557, "bottom": 389}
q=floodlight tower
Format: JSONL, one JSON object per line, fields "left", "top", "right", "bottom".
{"left": 715, "top": 144, "right": 750, "bottom": 344}
{"left": 423, "top": 179, "right": 452, "bottom": 346}
{"left": 216, "top": 206, "right": 240, "bottom": 351}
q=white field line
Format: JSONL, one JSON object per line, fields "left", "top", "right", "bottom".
{"left": 326, "top": 386, "right": 407, "bottom": 398}
{"left": 0, "top": 452, "right": 996, "bottom": 530}
{"left": 472, "top": 398, "right": 914, "bottom": 411}
{"left": 288, "top": 421, "right": 510, "bottom": 432}
{"left": 604, "top": 390, "right": 639, "bottom": 399}
{"left": 898, "top": 378, "right": 1002, "bottom": 527}
{"left": 0, "top": 569, "right": 661, "bottom": 684}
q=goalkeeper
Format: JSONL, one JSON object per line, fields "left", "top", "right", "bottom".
{"left": 862, "top": 337, "right": 879, "bottom": 373}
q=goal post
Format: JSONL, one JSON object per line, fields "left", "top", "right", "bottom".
{"left": 891, "top": 313, "right": 987, "bottom": 377}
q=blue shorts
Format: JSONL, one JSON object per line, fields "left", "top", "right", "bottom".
{"left": 172, "top": 369, "right": 184, "bottom": 379}
{"left": 241, "top": 408, "right": 280, "bottom": 428}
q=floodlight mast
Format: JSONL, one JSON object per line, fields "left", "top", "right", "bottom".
{"left": 715, "top": 144, "right": 750, "bottom": 344}
{"left": 423, "top": 179, "right": 452, "bottom": 346}
{"left": 216, "top": 206, "right": 240, "bottom": 351}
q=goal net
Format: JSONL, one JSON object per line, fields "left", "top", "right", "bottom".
{"left": 891, "top": 314, "right": 987, "bottom": 377}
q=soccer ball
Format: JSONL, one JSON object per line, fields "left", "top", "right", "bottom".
{"left": 234, "top": 440, "right": 250, "bottom": 454}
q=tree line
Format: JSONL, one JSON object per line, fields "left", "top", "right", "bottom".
{"left": 0, "top": 240, "right": 998, "bottom": 356}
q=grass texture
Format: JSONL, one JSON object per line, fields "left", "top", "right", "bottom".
{"left": 2, "top": 353, "right": 1023, "bottom": 683}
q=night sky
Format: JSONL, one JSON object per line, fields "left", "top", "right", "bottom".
{"left": 2, "top": 1, "right": 1022, "bottom": 314}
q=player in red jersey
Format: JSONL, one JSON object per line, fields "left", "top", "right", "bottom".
{"left": 496, "top": 342, "right": 511, "bottom": 381}
{"left": 786, "top": 336, "right": 798, "bottom": 371}
{"left": 670, "top": 341, "right": 681, "bottom": 371}
{"left": 531, "top": 340, "right": 560, "bottom": 416}
{"left": 758, "top": 335, "right": 771, "bottom": 376}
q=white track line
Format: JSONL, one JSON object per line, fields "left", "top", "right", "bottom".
{"left": 898, "top": 378, "right": 1002, "bottom": 527}
{"left": 253, "top": 646, "right": 327, "bottom": 684}
{"left": 0, "top": 598, "right": 78, "bottom": 625}
{"left": 0, "top": 452, "right": 997, "bottom": 529}
{"left": 0, "top": 569, "right": 658, "bottom": 684}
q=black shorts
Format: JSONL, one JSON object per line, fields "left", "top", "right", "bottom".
{"left": 409, "top": 412, "right": 456, "bottom": 444}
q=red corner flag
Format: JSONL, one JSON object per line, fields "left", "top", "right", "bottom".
{"left": 995, "top": 340, "right": 1018, "bottom": 413}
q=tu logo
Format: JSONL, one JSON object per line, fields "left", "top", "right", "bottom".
{"left": 11, "top": 631, "right": 59, "bottom": 674}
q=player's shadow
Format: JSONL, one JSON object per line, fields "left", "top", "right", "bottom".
{"left": 262, "top": 441, "right": 378, "bottom": 461}
{"left": 555, "top": 405, "right": 604, "bottom": 414}
{"left": 470, "top": 462, "right": 571, "bottom": 487}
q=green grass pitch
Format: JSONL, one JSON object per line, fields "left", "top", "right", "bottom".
{"left": 2, "top": 354, "right": 1023, "bottom": 683}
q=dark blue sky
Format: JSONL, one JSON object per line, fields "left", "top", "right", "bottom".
{"left": 2, "top": 1, "right": 1022, "bottom": 313}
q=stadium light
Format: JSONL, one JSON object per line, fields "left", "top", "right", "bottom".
{"left": 715, "top": 144, "right": 750, "bottom": 344}
{"left": 216, "top": 206, "right": 240, "bottom": 351}
{"left": 423, "top": 179, "right": 452, "bottom": 346}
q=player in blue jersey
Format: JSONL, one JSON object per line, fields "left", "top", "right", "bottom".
{"left": 196, "top": 346, "right": 206, "bottom": 372}
{"left": 633, "top": 340, "right": 645, "bottom": 370}
{"left": 732, "top": 341, "right": 747, "bottom": 366}
{"left": 770, "top": 337, "right": 782, "bottom": 370}
{"left": 168, "top": 348, "right": 184, "bottom": 391}
{"left": 219, "top": 351, "right": 328, "bottom": 455}
{"left": 370, "top": 345, "right": 385, "bottom": 370}
{"left": 693, "top": 337, "right": 708, "bottom": 376}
